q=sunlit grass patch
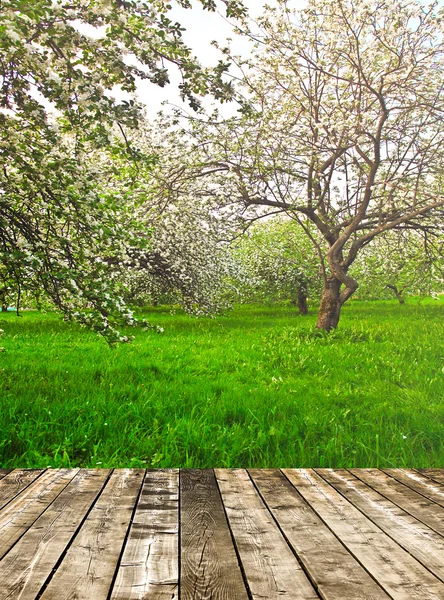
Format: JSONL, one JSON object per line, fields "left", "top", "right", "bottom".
{"left": 0, "top": 298, "right": 443, "bottom": 468}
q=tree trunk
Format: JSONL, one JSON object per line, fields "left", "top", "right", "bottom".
{"left": 387, "top": 284, "right": 405, "bottom": 304}
{"left": 316, "top": 277, "right": 342, "bottom": 331}
{"left": 297, "top": 288, "right": 308, "bottom": 315}
{"left": 16, "top": 285, "right": 21, "bottom": 317}
{"left": 1, "top": 304, "right": 7, "bottom": 312}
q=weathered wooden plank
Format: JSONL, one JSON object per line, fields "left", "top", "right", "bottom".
{"left": 0, "top": 469, "right": 110, "bottom": 600}
{"left": 417, "top": 469, "right": 444, "bottom": 486}
{"left": 110, "top": 469, "right": 179, "bottom": 600}
{"left": 350, "top": 468, "right": 444, "bottom": 537}
{"left": 0, "top": 468, "right": 79, "bottom": 559}
{"left": 0, "top": 469, "right": 12, "bottom": 481}
{"left": 318, "top": 469, "right": 444, "bottom": 583}
{"left": 0, "top": 469, "right": 44, "bottom": 510}
{"left": 250, "top": 469, "right": 390, "bottom": 600}
{"left": 180, "top": 469, "right": 249, "bottom": 600}
{"left": 40, "top": 469, "right": 144, "bottom": 600}
{"left": 382, "top": 469, "right": 444, "bottom": 509}
{"left": 283, "top": 469, "right": 444, "bottom": 600}
{"left": 216, "top": 469, "right": 319, "bottom": 600}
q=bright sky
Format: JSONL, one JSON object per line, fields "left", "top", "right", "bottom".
{"left": 138, "top": 0, "right": 304, "bottom": 118}
{"left": 137, "top": 0, "right": 260, "bottom": 117}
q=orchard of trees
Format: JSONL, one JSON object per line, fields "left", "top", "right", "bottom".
{"left": 1, "top": 0, "right": 444, "bottom": 341}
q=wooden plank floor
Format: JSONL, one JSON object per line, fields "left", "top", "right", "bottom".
{"left": 0, "top": 469, "right": 443, "bottom": 599}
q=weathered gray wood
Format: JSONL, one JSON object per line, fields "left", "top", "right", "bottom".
{"left": 318, "top": 469, "right": 444, "bottom": 582}
{"left": 0, "top": 469, "right": 44, "bottom": 510}
{"left": 250, "top": 468, "right": 390, "bottom": 600}
{"left": 283, "top": 469, "right": 444, "bottom": 600}
{"left": 383, "top": 469, "right": 444, "bottom": 509}
{"left": 0, "top": 468, "right": 78, "bottom": 559}
{"left": 216, "top": 469, "right": 318, "bottom": 600}
{"left": 0, "top": 469, "right": 110, "bottom": 600}
{"left": 110, "top": 469, "right": 179, "bottom": 600}
{"left": 40, "top": 469, "right": 144, "bottom": 600}
{"left": 180, "top": 469, "right": 249, "bottom": 600}
{"left": 350, "top": 468, "right": 444, "bottom": 537}
{"left": 0, "top": 469, "right": 12, "bottom": 481}
{"left": 1, "top": 468, "right": 444, "bottom": 598}
{"left": 417, "top": 469, "right": 444, "bottom": 486}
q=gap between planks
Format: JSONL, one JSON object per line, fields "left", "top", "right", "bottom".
{"left": 0, "top": 469, "right": 444, "bottom": 600}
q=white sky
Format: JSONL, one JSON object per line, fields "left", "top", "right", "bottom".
{"left": 137, "top": 0, "right": 304, "bottom": 118}
{"left": 137, "top": 0, "right": 262, "bottom": 118}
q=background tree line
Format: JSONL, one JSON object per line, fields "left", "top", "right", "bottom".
{"left": 1, "top": 0, "right": 444, "bottom": 340}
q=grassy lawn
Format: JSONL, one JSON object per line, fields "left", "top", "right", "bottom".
{"left": 0, "top": 299, "right": 443, "bottom": 468}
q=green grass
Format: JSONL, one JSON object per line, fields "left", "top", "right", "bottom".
{"left": 0, "top": 299, "right": 443, "bottom": 468}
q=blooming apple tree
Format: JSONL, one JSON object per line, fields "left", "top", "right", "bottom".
{"left": 232, "top": 217, "right": 323, "bottom": 313}
{"left": 117, "top": 120, "right": 243, "bottom": 314}
{"left": 0, "top": 0, "right": 244, "bottom": 340}
{"left": 350, "top": 229, "right": 444, "bottom": 303}
{"left": 180, "top": 0, "right": 444, "bottom": 329}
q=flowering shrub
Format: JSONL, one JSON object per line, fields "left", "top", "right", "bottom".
{"left": 0, "top": 0, "right": 244, "bottom": 341}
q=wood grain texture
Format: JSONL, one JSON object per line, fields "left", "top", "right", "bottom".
{"left": 180, "top": 469, "right": 249, "bottom": 600}
{"left": 250, "top": 468, "right": 389, "bottom": 600}
{"left": 0, "top": 470, "right": 12, "bottom": 481}
{"left": 350, "top": 468, "right": 444, "bottom": 537}
{"left": 0, "top": 468, "right": 78, "bottom": 559}
{"left": 283, "top": 469, "right": 444, "bottom": 600}
{"left": 0, "top": 469, "right": 44, "bottom": 510}
{"left": 110, "top": 469, "right": 179, "bottom": 600}
{"left": 215, "top": 469, "right": 318, "bottom": 600}
{"left": 318, "top": 469, "right": 444, "bottom": 582}
{"left": 40, "top": 468, "right": 144, "bottom": 600}
{"left": 2, "top": 468, "right": 444, "bottom": 599}
{"left": 0, "top": 469, "right": 110, "bottom": 600}
{"left": 382, "top": 469, "right": 444, "bottom": 508}
{"left": 417, "top": 469, "right": 444, "bottom": 486}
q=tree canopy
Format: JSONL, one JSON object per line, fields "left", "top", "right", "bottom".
{"left": 2, "top": 0, "right": 444, "bottom": 339}
{"left": 0, "top": 0, "right": 244, "bottom": 340}
{"left": 232, "top": 218, "right": 322, "bottom": 313}
{"left": 174, "top": 0, "right": 444, "bottom": 329}
{"left": 351, "top": 229, "right": 444, "bottom": 303}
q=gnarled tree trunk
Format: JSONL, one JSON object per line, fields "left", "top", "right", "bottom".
{"left": 0, "top": 290, "right": 7, "bottom": 312}
{"left": 316, "top": 277, "right": 342, "bottom": 330}
{"left": 316, "top": 245, "right": 359, "bottom": 331}
{"left": 387, "top": 284, "right": 405, "bottom": 304}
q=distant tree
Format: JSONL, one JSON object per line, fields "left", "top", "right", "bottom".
{"left": 351, "top": 230, "right": 444, "bottom": 303}
{"left": 177, "top": 0, "right": 444, "bottom": 330}
{"left": 119, "top": 192, "right": 239, "bottom": 314}
{"left": 232, "top": 218, "right": 322, "bottom": 313}
{"left": 0, "top": 0, "right": 244, "bottom": 340}
{"left": 118, "top": 122, "right": 241, "bottom": 314}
